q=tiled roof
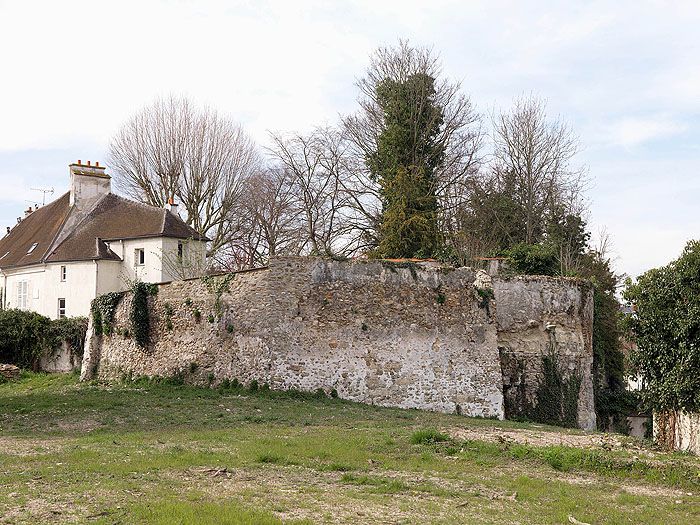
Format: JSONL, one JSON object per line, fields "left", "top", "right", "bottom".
{"left": 0, "top": 192, "right": 207, "bottom": 269}
{"left": 0, "top": 193, "right": 71, "bottom": 268}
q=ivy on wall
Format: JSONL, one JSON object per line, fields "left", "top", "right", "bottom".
{"left": 92, "top": 283, "right": 156, "bottom": 349}
{"left": 524, "top": 354, "right": 581, "bottom": 428}
{"left": 91, "top": 292, "right": 125, "bottom": 336}
{"left": 130, "top": 282, "right": 152, "bottom": 348}
{"left": 501, "top": 344, "right": 582, "bottom": 428}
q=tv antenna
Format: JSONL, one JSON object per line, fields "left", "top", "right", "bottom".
{"left": 30, "top": 187, "right": 54, "bottom": 206}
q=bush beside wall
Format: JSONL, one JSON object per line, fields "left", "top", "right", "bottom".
{"left": 0, "top": 309, "right": 87, "bottom": 369}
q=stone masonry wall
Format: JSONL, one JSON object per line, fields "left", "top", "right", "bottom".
{"left": 81, "top": 257, "right": 595, "bottom": 428}
{"left": 493, "top": 276, "right": 595, "bottom": 430}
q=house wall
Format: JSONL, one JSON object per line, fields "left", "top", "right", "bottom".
{"left": 0, "top": 238, "right": 206, "bottom": 319}
{"left": 161, "top": 237, "right": 207, "bottom": 282}
{"left": 3, "top": 261, "right": 97, "bottom": 319}
{"left": 82, "top": 257, "right": 596, "bottom": 428}
{"left": 106, "top": 238, "right": 167, "bottom": 284}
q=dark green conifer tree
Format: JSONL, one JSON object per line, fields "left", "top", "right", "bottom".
{"left": 368, "top": 74, "right": 446, "bottom": 258}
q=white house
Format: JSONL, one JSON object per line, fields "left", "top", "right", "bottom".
{"left": 0, "top": 161, "right": 208, "bottom": 319}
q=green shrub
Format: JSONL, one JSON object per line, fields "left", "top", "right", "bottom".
{"left": 0, "top": 310, "right": 88, "bottom": 368}
{"left": 624, "top": 240, "right": 700, "bottom": 412}
{"left": 504, "top": 243, "right": 558, "bottom": 276}
{"left": 0, "top": 309, "right": 51, "bottom": 368}
{"left": 48, "top": 316, "right": 88, "bottom": 355}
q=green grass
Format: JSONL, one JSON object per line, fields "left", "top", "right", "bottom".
{"left": 410, "top": 428, "right": 451, "bottom": 444}
{"left": 115, "top": 499, "right": 311, "bottom": 525}
{"left": 1, "top": 372, "right": 699, "bottom": 524}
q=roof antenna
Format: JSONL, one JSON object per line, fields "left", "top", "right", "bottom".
{"left": 30, "top": 187, "right": 54, "bottom": 206}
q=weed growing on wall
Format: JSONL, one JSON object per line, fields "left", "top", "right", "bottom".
{"left": 201, "top": 273, "right": 235, "bottom": 318}
{"left": 163, "top": 302, "right": 174, "bottom": 331}
{"left": 475, "top": 286, "right": 494, "bottom": 315}
{"left": 435, "top": 286, "right": 446, "bottom": 305}
{"left": 381, "top": 260, "right": 419, "bottom": 280}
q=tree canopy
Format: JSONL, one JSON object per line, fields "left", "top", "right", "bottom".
{"left": 624, "top": 240, "right": 700, "bottom": 412}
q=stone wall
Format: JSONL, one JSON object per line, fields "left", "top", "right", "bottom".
{"left": 82, "top": 257, "right": 595, "bottom": 428}
{"left": 39, "top": 341, "right": 82, "bottom": 373}
{"left": 493, "top": 275, "right": 595, "bottom": 430}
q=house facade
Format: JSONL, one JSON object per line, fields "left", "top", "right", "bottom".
{"left": 0, "top": 161, "right": 207, "bottom": 319}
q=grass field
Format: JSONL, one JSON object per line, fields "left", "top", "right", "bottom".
{"left": 1, "top": 373, "right": 698, "bottom": 524}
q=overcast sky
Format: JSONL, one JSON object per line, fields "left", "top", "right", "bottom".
{"left": 1, "top": 0, "right": 698, "bottom": 279}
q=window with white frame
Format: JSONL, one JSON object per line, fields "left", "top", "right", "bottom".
{"left": 57, "top": 298, "right": 66, "bottom": 319}
{"left": 17, "top": 281, "right": 28, "bottom": 309}
{"left": 60, "top": 265, "right": 67, "bottom": 282}
{"left": 135, "top": 248, "right": 145, "bottom": 266}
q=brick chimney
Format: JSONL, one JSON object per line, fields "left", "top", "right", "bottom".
{"left": 164, "top": 196, "right": 179, "bottom": 215}
{"left": 69, "top": 160, "right": 111, "bottom": 210}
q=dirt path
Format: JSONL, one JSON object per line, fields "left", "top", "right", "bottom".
{"left": 446, "top": 425, "right": 637, "bottom": 450}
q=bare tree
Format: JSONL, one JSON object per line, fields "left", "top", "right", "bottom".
{"left": 268, "top": 127, "right": 357, "bottom": 256}
{"left": 492, "top": 95, "right": 585, "bottom": 245}
{"left": 222, "top": 168, "right": 304, "bottom": 269}
{"left": 109, "top": 96, "right": 259, "bottom": 254}
{"left": 342, "top": 40, "right": 483, "bottom": 246}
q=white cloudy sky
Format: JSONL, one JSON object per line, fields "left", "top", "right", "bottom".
{"left": 1, "top": 0, "right": 698, "bottom": 279}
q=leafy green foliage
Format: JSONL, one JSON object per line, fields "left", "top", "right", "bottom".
{"left": 526, "top": 354, "right": 582, "bottom": 428}
{"left": 503, "top": 243, "right": 558, "bottom": 276}
{"left": 0, "top": 309, "right": 51, "bottom": 368}
{"left": 546, "top": 211, "right": 591, "bottom": 275}
{"left": 624, "top": 240, "right": 700, "bottom": 412}
{"left": 91, "top": 291, "right": 125, "bottom": 336}
{"left": 130, "top": 282, "right": 151, "bottom": 348}
{"left": 475, "top": 286, "right": 494, "bottom": 309}
{"left": 369, "top": 73, "right": 445, "bottom": 258}
{"left": 0, "top": 310, "right": 87, "bottom": 368}
{"left": 47, "top": 317, "right": 88, "bottom": 356}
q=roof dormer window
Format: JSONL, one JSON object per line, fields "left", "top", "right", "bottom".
{"left": 27, "top": 243, "right": 38, "bottom": 254}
